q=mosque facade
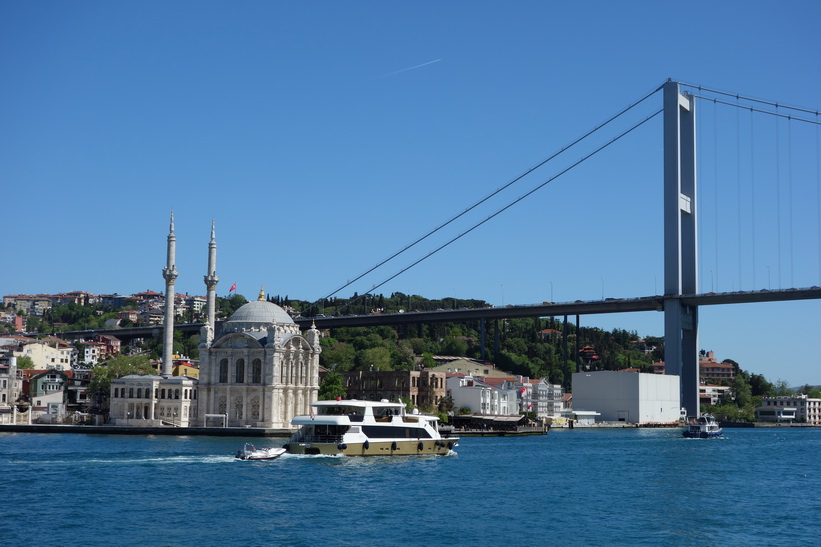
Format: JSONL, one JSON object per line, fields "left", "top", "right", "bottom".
{"left": 109, "top": 215, "right": 320, "bottom": 429}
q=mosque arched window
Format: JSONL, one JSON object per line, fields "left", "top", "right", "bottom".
{"left": 114, "top": 388, "right": 119, "bottom": 398}
{"left": 219, "top": 359, "right": 228, "bottom": 383}
{"left": 252, "top": 359, "right": 262, "bottom": 383}
{"left": 175, "top": 389, "right": 180, "bottom": 400}
{"left": 161, "top": 388, "right": 166, "bottom": 399}
{"left": 129, "top": 388, "right": 134, "bottom": 398}
{"left": 137, "top": 388, "right": 142, "bottom": 398}
{"left": 236, "top": 359, "right": 245, "bottom": 383}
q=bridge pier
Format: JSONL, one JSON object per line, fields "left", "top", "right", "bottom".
{"left": 663, "top": 79, "right": 700, "bottom": 417}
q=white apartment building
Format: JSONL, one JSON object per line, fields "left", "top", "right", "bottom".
{"left": 0, "top": 356, "right": 21, "bottom": 422}
{"left": 520, "top": 378, "right": 563, "bottom": 417}
{"left": 447, "top": 375, "right": 519, "bottom": 416}
{"left": 757, "top": 395, "right": 821, "bottom": 425}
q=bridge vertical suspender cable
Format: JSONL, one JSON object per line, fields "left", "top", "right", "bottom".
{"left": 788, "top": 120, "right": 794, "bottom": 288}
{"left": 750, "top": 108, "right": 756, "bottom": 289}
{"left": 815, "top": 116, "right": 821, "bottom": 285}
{"left": 713, "top": 101, "right": 720, "bottom": 291}
{"left": 776, "top": 109, "right": 782, "bottom": 289}
{"left": 737, "top": 99, "right": 742, "bottom": 290}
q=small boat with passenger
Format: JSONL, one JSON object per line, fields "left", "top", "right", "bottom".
{"left": 235, "top": 443, "right": 287, "bottom": 461}
{"left": 284, "top": 399, "right": 459, "bottom": 456}
{"left": 683, "top": 414, "right": 723, "bottom": 438}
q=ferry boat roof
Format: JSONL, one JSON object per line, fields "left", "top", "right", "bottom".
{"left": 311, "top": 399, "right": 405, "bottom": 409}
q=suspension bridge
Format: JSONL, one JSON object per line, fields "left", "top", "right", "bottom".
{"left": 62, "top": 79, "right": 821, "bottom": 418}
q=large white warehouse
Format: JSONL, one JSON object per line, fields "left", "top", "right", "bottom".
{"left": 572, "top": 371, "right": 681, "bottom": 424}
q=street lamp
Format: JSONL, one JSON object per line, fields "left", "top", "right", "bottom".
{"left": 126, "top": 411, "right": 131, "bottom": 426}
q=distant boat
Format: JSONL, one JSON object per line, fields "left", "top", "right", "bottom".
{"left": 683, "top": 415, "right": 723, "bottom": 438}
{"left": 235, "top": 443, "right": 287, "bottom": 461}
{"left": 285, "top": 399, "right": 458, "bottom": 456}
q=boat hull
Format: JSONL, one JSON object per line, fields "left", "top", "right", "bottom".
{"left": 682, "top": 430, "right": 723, "bottom": 438}
{"left": 236, "top": 447, "right": 287, "bottom": 460}
{"left": 285, "top": 437, "right": 458, "bottom": 456}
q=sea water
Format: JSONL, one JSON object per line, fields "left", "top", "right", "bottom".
{"left": 1, "top": 427, "right": 819, "bottom": 546}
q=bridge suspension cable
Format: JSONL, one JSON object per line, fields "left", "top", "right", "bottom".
{"left": 681, "top": 82, "right": 821, "bottom": 117}
{"left": 353, "top": 108, "right": 663, "bottom": 300}
{"left": 316, "top": 84, "right": 665, "bottom": 304}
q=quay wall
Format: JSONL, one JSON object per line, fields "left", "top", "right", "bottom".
{"left": 0, "top": 424, "right": 292, "bottom": 437}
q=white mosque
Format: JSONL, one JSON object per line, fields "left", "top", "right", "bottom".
{"left": 110, "top": 214, "right": 320, "bottom": 429}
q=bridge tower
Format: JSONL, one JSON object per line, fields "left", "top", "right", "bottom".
{"left": 663, "top": 80, "right": 699, "bottom": 417}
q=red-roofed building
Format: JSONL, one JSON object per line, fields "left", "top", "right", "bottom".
{"left": 699, "top": 351, "right": 737, "bottom": 382}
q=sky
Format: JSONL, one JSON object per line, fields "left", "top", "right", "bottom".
{"left": 2, "top": 1, "right": 819, "bottom": 386}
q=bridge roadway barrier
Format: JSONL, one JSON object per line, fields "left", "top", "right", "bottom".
{"left": 53, "top": 287, "right": 821, "bottom": 342}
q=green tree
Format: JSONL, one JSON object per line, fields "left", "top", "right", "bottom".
{"left": 441, "top": 336, "right": 468, "bottom": 356}
{"left": 359, "top": 346, "right": 392, "bottom": 371}
{"left": 749, "top": 374, "right": 775, "bottom": 397}
{"left": 320, "top": 340, "right": 356, "bottom": 371}
{"left": 318, "top": 371, "right": 346, "bottom": 400}
{"left": 16, "top": 355, "right": 34, "bottom": 369}
{"left": 216, "top": 294, "right": 248, "bottom": 318}
{"left": 731, "top": 372, "right": 752, "bottom": 408}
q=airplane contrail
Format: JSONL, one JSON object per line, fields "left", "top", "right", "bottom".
{"left": 383, "top": 58, "right": 442, "bottom": 77}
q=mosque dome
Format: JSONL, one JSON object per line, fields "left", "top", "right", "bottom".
{"left": 227, "top": 299, "right": 294, "bottom": 326}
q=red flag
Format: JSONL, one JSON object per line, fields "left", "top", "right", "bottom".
{"left": 229, "top": 283, "right": 236, "bottom": 292}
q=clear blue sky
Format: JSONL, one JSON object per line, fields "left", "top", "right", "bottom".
{"left": 2, "top": 2, "right": 819, "bottom": 386}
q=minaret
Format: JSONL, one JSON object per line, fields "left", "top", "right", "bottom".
{"left": 161, "top": 212, "right": 178, "bottom": 377}
{"left": 203, "top": 219, "right": 219, "bottom": 345}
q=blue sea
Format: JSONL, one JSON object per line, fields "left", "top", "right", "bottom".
{"left": 1, "top": 427, "right": 819, "bottom": 546}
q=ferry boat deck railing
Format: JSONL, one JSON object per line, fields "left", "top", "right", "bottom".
{"left": 293, "top": 433, "right": 344, "bottom": 444}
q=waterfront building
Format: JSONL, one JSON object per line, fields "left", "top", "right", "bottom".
{"left": 195, "top": 289, "right": 321, "bottom": 428}
{"left": 446, "top": 375, "right": 519, "bottom": 416}
{"left": 520, "top": 377, "right": 563, "bottom": 417}
{"left": 110, "top": 374, "right": 197, "bottom": 426}
{"left": 24, "top": 369, "right": 69, "bottom": 422}
{"left": 0, "top": 356, "right": 21, "bottom": 423}
{"left": 341, "top": 369, "right": 446, "bottom": 408}
{"left": 572, "top": 370, "right": 681, "bottom": 424}
{"left": 756, "top": 395, "right": 821, "bottom": 425}
{"left": 109, "top": 216, "right": 321, "bottom": 429}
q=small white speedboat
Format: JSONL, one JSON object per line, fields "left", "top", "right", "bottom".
{"left": 235, "top": 443, "right": 287, "bottom": 461}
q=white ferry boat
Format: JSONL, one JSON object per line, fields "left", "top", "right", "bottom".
{"left": 682, "top": 414, "right": 723, "bottom": 438}
{"left": 285, "top": 399, "right": 459, "bottom": 456}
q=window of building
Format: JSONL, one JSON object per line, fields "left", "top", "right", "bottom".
{"left": 219, "top": 359, "right": 228, "bottom": 383}
{"left": 252, "top": 359, "right": 262, "bottom": 383}
{"left": 236, "top": 359, "right": 245, "bottom": 383}
{"left": 129, "top": 388, "right": 134, "bottom": 398}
